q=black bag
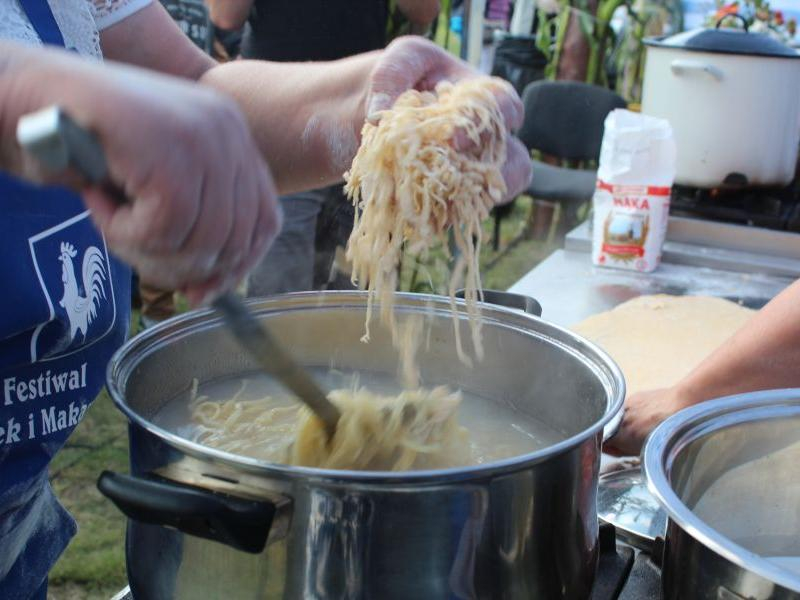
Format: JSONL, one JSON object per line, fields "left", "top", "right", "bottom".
{"left": 491, "top": 35, "right": 547, "bottom": 96}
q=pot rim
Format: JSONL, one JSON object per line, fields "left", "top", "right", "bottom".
{"left": 644, "top": 33, "right": 800, "bottom": 60}
{"left": 643, "top": 388, "right": 800, "bottom": 593}
{"left": 108, "top": 291, "right": 625, "bottom": 484}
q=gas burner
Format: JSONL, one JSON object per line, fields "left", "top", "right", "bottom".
{"left": 589, "top": 523, "right": 662, "bottom": 600}
{"left": 670, "top": 183, "right": 800, "bottom": 232}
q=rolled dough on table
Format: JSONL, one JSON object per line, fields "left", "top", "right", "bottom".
{"left": 572, "top": 295, "right": 755, "bottom": 395}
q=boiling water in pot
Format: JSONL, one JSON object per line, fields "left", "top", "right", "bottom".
{"left": 690, "top": 438, "right": 800, "bottom": 572}
{"left": 155, "top": 368, "right": 566, "bottom": 469}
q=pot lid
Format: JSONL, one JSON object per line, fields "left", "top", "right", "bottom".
{"left": 645, "top": 15, "right": 800, "bottom": 59}
{"left": 598, "top": 464, "right": 667, "bottom": 551}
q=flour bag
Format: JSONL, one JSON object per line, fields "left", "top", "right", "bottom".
{"left": 592, "top": 109, "right": 676, "bottom": 272}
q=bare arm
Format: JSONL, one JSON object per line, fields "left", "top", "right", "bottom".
{"left": 206, "top": 0, "right": 252, "bottom": 30}
{"left": 100, "top": 2, "right": 215, "bottom": 79}
{"left": 99, "top": 6, "right": 529, "bottom": 196}
{"left": 200, "top": 53, "right": 376, "bottom": 193}
{"left": 677, "top": 279, "right": 800, "bottom": 401}
{"left": 397, "top": 0, "right": 441, "bottom": 26}
{"left": 199, "top": 35, "right": 531, "bottom": 195}
{"left": 99, "top": 3, "right": 370, "bottom": 192}
{"left": 0, "top": 41, "right": 279, "bottom": 302}
{"left": 0, "top": 44, "right": 127, "bottom": 175}
{"left": 607, "top": 279, "right": 800, "bottom": 455}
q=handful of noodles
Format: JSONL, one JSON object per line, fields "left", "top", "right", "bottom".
{"left": 344, "top": 77, "right": 510, "bottom": 367}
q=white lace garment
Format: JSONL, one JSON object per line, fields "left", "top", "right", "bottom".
{"left": 1, "top": 0, "right": 152, "bottom": 58}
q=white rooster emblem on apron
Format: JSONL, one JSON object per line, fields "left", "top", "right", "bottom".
{"left": 57, "top": 241, "right": 107, "bottom": 342}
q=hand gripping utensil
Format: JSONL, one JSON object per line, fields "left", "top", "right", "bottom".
{"left": 16, "top": 106, "right": 341, "bottom": 438}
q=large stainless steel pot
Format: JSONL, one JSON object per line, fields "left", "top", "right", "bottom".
{"left": 99, "top": 292, "right": 624, "bottom": 599}
{"left": 644, "top": 389, "right": 800, "bottom": 600}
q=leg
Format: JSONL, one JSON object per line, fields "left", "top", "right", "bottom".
{"left": 248, "top": 191, "right": 323, "bottom": 297}
{"left": 313, "top": 185, "right": 357, "bottom": 290}
{"left": 29, "top": 579, "right": 47, "bottom": 600}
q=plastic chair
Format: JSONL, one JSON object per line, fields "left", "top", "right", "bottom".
{"left": 496, "top": 80, "right": 626, "bottom": 244}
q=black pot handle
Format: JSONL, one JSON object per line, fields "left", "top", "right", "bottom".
{"left": 455, "top": 289, "right": 542, "bottom": 317}
{"left": 97, "top": 471, "right": 275, "bottom": 554}
{"left": 716, "top": 13, "right": 749, "bottom": 32}
{"left": 651, "top": 535, "right": 666, "bottom": 568}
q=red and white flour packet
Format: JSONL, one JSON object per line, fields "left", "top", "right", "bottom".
{"left": 591, "top": 110, "right": 676, "bottom": 273}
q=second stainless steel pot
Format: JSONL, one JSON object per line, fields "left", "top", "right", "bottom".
{"left": 644, "top": 389, "right": 800, "bottom": 600}
{"left": 100, "top": 292, "right": 624, "bottom": 599}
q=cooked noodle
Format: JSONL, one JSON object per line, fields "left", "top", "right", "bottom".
{"left": 291, "top": 386, "right": 469, "bottom": 470}
{"left": 189, "top": 379, "right": 471, "bottom": 470}
{"left": 344, "top": 77, "right": 510, "bottom": 367}
{"left": 190, "top": 379, "right": 299, "bottom": 460}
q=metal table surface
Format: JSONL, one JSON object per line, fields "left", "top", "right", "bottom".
{"left": 511, "top": 217, "right": 799, "bottom": 472}
{"left": 508, "top": 218, "right": 799, "bottom": 327}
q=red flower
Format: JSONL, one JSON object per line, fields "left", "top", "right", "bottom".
{"left": 774, "top": 10, "right": 784, "bottom": 26}
{"left": 715, "top": 2, "right": 739, "bottom": 21}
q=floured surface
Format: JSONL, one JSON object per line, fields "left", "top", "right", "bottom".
{"left": 572, "top": 295, "right": 755, "bottom": 395}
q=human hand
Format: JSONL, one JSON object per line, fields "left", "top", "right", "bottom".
{"left": 10, "top": 48, "right": 280, "bottom": 305}
{"left": 84, "top": 70, "right": 280, "bottom": 305}
{"left": 603, "top": 387, "right": 691, "bottom": 456}
{"left": 365, "top": 36, "right": 531, "bottom": 200}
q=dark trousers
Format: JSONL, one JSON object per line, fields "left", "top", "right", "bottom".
{"left": 31, "top": 580, "right": 46, "bottom": 600}
{"left": 248, "top": 184, "right": 355, "bottom": 297}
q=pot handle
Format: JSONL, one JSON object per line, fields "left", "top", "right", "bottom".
{"left": 455, "top": 289, "right": 543, "bottom": 317}
{"left": 651, "top": 535, "right": 666, "bottom": 568}
{"left": 670, "top": 59, "right": 723, "bottom": 81}
{"left": 717, "top": 587, "right": 749, "bottom": 600}
{"left": 716, "top": 13, "right": 749, "bottom": 32}
{"left": 97, "top": 470, "right": 275, "bottom": 554}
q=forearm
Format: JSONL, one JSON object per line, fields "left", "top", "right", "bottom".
{"left": 0, "top": 40, "right": 225, "bottom": 181}
{"left": 200, "top": 52, "right": 378, "bottom": 194}
{"left": 0, "top": 42, "right": 108, "bottom": 176}
{"left": 100, "top": 1, "right": 215, "bottom": 80}
{"left": 677, "top": 279, "right": 800, "bottom": 403}
{"left": 397, "top": 0, "right": 441, "bottom": 26}
{"left": 206, "top": 0, "right": 252, "bottom": 31}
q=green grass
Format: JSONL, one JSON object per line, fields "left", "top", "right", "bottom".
{"left": 44, "top": 199, "right": 559, "bottom": 599}
{"left": 400, "top": 196, "right": 558, "bottom": 294}
{"left": 48, "top": 388, "right": 130, "bottom": 600}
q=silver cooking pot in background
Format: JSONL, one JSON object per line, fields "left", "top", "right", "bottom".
{"left": 644, "top": 389, "right": 800, "bottom": 600}
{"left": 98, "top": 292, "right": 624, "bottom": 599}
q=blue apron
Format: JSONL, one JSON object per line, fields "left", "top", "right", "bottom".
{"left": 0, "top": 3, "right": 131, "bottom": 598}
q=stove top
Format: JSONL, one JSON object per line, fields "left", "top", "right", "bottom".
{"left": 112, "top": 523, "right": 662, "bottom": 600}
{"left": 590, "top": 523, "right": 662, "bottom": 600}
{"left": 670, "top": 183, "right": 800, "bottom": 232}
